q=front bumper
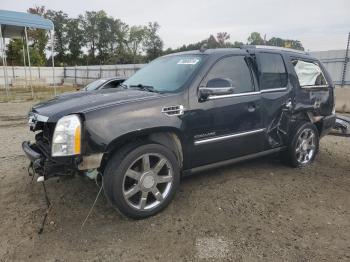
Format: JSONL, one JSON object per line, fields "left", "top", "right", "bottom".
{"left": 22, "top": 141, "right": 79, "bottom": 179}
{"left": 22, "top": 141, "right": 41, "bottom": 163}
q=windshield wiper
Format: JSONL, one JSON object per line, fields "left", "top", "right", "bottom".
{"left": 129, "top": 84, "right": 159, "bottom": 93}
{"left": 119, "top": 83, "right": 128, "bottom": 89}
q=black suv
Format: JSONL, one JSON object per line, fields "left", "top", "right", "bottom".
{"left": 23, "top": 46, "right": 335, "bottom": 219}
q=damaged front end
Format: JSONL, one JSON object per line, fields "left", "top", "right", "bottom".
{"left": 23, "top": 113, "right": 79, "bottom": 180}
{"left": 22, "top": 140, "right": 80, "bottom": 181}
{"left": 23, "top": 112, "right": 102, "bottom": 181}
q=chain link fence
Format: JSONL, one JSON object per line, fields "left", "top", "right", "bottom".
{"left": 63, "top": 64, "right": 144, "bottom": 86}
{"left": 310, "top": 50, "right": 350, "bottom": 86}
{"left": 0, "top": 64, "right": 144, "bottom": 101}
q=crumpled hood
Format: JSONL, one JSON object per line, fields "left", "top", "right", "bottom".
{"left": 32, "top": 89, "right": 160, "bottom": 122}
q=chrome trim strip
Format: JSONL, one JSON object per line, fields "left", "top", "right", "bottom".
{"left": 208, "top": 91, "right": 260, "bottom": 100}
{"left": 301, "top": 85, "right": 328, "bottom": 89}
{"left": 261, "top": 87, "right": 287, "bottom": 93}
{"left": 190, "top": 147, "right": 285, "bottom": 174}
{"left": 194, "top": 128, "right": 266, "bottom": 145}
{"left": 207, "top": 87, "right": 289, "bottom": 99}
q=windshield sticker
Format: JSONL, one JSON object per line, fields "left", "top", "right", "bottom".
{"left": 177, "top": 58, "right": 200, "bottom": 65}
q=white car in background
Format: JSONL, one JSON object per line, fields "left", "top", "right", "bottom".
{"left": 82, "top": 77, "right": 126, "bottom": 91}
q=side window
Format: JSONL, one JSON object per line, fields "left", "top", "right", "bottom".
{"left": 203, "top": 56, "right": 254, "bottom": 94}
{"left": 259, "top": 53, "right": 287, "bottom": 90}
{"left": 292, "top": 60, "right": 327, "bottom": 88}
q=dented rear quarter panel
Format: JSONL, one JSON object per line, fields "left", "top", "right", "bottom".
{"left": 288, "top": 54, "right": 335, "bottom": 116}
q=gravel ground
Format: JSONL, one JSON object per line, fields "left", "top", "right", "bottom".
{"left": 0, "top": 101, "right": 349, "bottom": 262}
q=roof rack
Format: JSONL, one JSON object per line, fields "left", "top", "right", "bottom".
{"left": 241, "top": 45, "right": 308, "bottom": 55}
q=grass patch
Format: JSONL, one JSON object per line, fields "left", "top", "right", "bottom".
{"left": 0, "top": 86, "right": 77, "bottom": 102}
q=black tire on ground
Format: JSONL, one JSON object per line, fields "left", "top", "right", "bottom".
{"left": 103, "top": 142, "right": 180, "bottom": 219}
{"left": 280, "top": 121, "right": 319, "bottom": 167}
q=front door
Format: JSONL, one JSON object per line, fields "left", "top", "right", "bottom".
{"left": 186, "top": 55, "right": 265, "bottom": 168}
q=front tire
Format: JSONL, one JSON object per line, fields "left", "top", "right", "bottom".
{"left": 103, "top": 142, "right": 180, "bottom": 219}
{"left": 281, "top": 121, "right": 319, "bottom": 167}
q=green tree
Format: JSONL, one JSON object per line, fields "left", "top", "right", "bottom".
{"left": 112, "top": 19, "right": 130, "bottom": 64}
{"left": 108, "top": 19, "right": 126, "bottom": 56}
{"left": 127, "top": 25, "right": 147, "bottom": 63}
{"left": 247, "top": 32, "right": 264, "bottom": 45}
{"left": 267, "top": 37, "right": 285, "bottom": 47}
{"left": 80, "top": 11, "right": 101, "bottom": 63}
{"left": 27, "top": 6, "right": 49, "bottom": 65}
{"left": 286, "top": 40, "right": 304, "bottom": 51}
{"left": 6, "top": 39, "right": 24, "bottom": 66}
{"left": 29, "top": 48, "right": 46, "bottom": 65}
{"left": 216, "top": 32, "right": 230, "bottom": 47}
{"left": 96, "top": 15, "right": 118, "bottom": 64}
{"left": 266, "top": 36, "right": 304, "bottom": 50}
{"left": 232, "top": 41, "right": 244, "bottom": 48}
{"left": 66, "top": 18, "right": 85, "bottom": 65}
{"left": 144, "top": 22, "right": 163, "bottom": 61}
{"left": 46, "top": 10, "right": 69, "bottom": 65}
{"left": 207, "top": 35, "right": 219, "bottom": 48}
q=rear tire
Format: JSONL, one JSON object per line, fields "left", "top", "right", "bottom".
{"left": 103, "top": 142, "right": 180, "bottom": 219}
{"left": 281, "top": 121, "right": 319, "bottom": 167}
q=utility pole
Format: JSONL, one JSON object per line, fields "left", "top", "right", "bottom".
{"left": 341, "top": 32, "right": 350, "bottom": 87}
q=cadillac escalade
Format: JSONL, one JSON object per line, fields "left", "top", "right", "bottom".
{"left": 22, "top": 46, "right": 336, "bottom": 219}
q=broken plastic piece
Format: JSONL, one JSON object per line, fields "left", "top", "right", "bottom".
{"left": 331, "top": 114, "right": 350, "bottom": 136}
{"left": 37, "top": 176, "right": 45, "bottom": 182}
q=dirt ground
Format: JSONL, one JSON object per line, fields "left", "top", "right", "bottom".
{"left": 0, "top": 101, "right": 349, "bottom": 262}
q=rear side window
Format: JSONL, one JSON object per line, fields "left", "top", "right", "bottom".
{"left": 204, "top": 56, "right": 254, "bottom": 94}
{"left": 259, "top": 53, "right": 288, "bottom": 90}
{"left": 292, "top": 60, "right": 327, "bottom": 88}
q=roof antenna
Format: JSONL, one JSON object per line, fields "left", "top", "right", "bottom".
{"left": 200, "top": 43, "right": 208, "bottom": 53}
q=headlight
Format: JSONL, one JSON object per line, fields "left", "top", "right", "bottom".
{"left": 52, "top": 114, "right": 81, "bottom": 157}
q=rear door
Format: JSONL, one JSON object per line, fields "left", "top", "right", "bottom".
{"left": 290, "top": 57, "right": 334, "bottom": 116}
{"left": 255, "top": 51, "right": 293, "bottom": 148}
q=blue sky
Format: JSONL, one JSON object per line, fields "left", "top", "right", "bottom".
{"left": 2, "top": 0, "right": 349, "bottom": 51}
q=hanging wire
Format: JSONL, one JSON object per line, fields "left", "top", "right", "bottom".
{"left": 81, "top": 173, "right": 103, "bottom": 230}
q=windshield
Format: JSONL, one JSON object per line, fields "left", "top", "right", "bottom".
{"left": 123, "top": 55, "right": 204, "bottom": 93}
{"left": 84, "top": 79, "right": 107, "bottom": 91}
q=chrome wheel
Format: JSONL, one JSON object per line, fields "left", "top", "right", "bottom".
{"left": 295, "top": 128, "right": 316, "bottom": 164}
{"left": 122, "top": 153, "right": 173, "bottom": 210}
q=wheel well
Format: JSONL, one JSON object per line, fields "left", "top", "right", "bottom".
{"left": 314, "top": 121, "right": 323, "bottom": 136}
{"left": 99, "top": 131, "right": 184, "bottom": 173}
{"left": 306, "top": 111, "right": 323, "bottom": 135}
{"left": 282, "top": 111, "right": 323, "bottom": 143}
{"left": 148, "top": 132, "right": 183, "bottom": 167}
{"left": 288, "top": 111, "right": 323, "bottom": 135}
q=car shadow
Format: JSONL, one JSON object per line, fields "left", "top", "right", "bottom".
{"left": 27, "top": 152, "right": 287, "bottom": 232}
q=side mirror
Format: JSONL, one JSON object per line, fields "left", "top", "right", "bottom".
{"left": 206, "top": 78, "right": 233, "bottom": 88}
{"left": 198, "top": 77, "right": 235, "bottom": 101}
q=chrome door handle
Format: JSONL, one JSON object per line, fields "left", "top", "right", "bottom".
{"left": 248, "top": 105, "right": 256, "bottom": 112}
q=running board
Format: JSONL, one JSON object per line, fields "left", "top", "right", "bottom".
{"left": 189, "top": 147, "right": 285, "bottom": 174}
